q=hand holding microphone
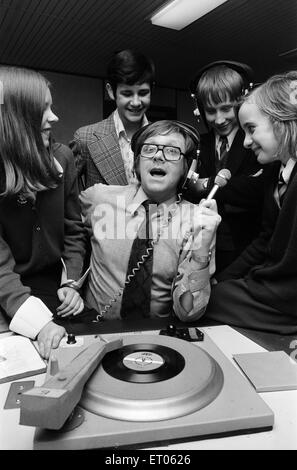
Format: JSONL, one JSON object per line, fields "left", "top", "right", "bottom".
{"left": 184, "top": 165, "right": 231, "bottom": 200}
{"left": 188, "top": 169, "right": 230, "bottom": 261}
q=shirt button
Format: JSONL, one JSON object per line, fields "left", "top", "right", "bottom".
{"left": 36, "top": 226, "right": 41, "bottom": 231}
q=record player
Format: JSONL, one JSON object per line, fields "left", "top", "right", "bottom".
{"left": 26, "top": 330, "right": 273, "bottom": 450}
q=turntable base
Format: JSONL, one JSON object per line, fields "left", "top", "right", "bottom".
{"left": 34, "top": 332, "right": 274, "bottom": 449}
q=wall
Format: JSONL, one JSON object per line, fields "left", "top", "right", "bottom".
{"left": 42, "top": 71, "right": 103, "bottom": 145}
{"left": 41, "top": 71, "right": 199, "bottom": 144}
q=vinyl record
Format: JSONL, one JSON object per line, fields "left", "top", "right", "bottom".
{"left": 102, "top": 343, "right": 185, "bottom": 383}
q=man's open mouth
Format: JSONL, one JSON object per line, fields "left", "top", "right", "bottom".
{"left": 150, "top": 168, "right": 166, "bottom": 177}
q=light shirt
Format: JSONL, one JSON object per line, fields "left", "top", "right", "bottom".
{"left": 80, "top": 184, "right": 215, "bottom": 321}
{"left": 215, "top": 126, "right": 239, "bottom": 158}
{"left": 113, "top": 109, "right": 148, "bottom": 184}
{"left": 274, "top": 157, "right": 296, "bottom": 207}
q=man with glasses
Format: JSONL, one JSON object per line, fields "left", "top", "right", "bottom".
{"left": 80, "top": 120, "right": 221, "bottom": 322}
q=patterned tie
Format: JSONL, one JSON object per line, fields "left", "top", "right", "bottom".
{"left": 277, "top": 171, "right": 287, "bottom": 207}
{"left": 216, "top": 136, "right": 228, "bottom": 171}
{"left": 120, "top": 200, "right": 155, "bottom": 319}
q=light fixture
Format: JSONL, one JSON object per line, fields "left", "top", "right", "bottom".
{"left": 151, "top": 0, "right": 229, "bottom": 30}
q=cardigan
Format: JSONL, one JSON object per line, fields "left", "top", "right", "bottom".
{"left": 0, "top": 143, "right": 87, "bottom": 318}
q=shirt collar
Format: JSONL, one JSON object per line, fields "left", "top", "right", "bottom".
{"left": 126, "top": 184, "right": 148, "bottom": 215}
{"left": 126, "top": 185, "right": 178, "bottom": 217}
{"left": 54, "top": 158, "right": 63, "bottom": 176}
{"left": 215, "top": 126, "right": 239, "bottom": 150}
{"left": 113, "top": 109, "right": 149, "bottom": 140}
{"left": 280, "top": 157, "right": 296, "bottom": 184}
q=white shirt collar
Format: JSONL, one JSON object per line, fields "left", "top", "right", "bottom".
{"left": 54, "top": 157, "right": 63, "bottom": 175}
{"left": 113, "top": 109, "right": 149, "bottom": 140}
{"left": 126, "top": 184, "right": 178, "bottom": 217}
{"left": 215, "top": 126, "right": 239, "bottom": 151}
{"left": 280, "top": 158, "right": 296, "bottom": 184}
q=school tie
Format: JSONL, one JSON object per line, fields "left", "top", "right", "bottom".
{"left": 120, "top": 200, "right": 154, "bottom": 319}
{"left": 216, "top": 136, "right": 228, "bottom": 171}
{"left": 277, "top": 170, "right": 287, "bottom": 207}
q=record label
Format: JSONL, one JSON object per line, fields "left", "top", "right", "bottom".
{"left": 102, "top": 343, "right": 185, "bottom": 383}
{"left": 123, "top": 351, "right": 164, "bottom": 371}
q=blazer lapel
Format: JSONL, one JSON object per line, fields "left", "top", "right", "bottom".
{"left": 225, "top": 129, "right": 248, "bottom": 175}
{"left": 87, "top": 115, "right": 128, "bottom": 185}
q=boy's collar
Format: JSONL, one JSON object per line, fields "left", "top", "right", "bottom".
{"left": 113, "top": 109, "right": 148, "bottom": 140}
{"left": 215, "top": 125, "right": 239, "bottom": 148}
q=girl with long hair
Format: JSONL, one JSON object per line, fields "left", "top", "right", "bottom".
{"left": 0, "top": 66, "right": 86, "bottom": 358}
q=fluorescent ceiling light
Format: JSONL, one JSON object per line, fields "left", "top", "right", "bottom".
{"left": 151, "top": 0, "right": 229, "bottom": 30}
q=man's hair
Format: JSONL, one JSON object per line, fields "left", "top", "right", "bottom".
{"left": 197, "top": 65, "right": 245, "bottom": 108}
{"left": 241, "top": 71, "right": 297, "bottom": 162}
{"left": 107, "top": 49, "right": 155, "bottom": 94}
{"left": 132, "top": 120, "right": 199, "bottom": 189}
{"left": 0, "top": 66, "right": 60, "bottom": 196}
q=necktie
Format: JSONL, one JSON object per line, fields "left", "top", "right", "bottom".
{"left": 120, "top": 200, "right": 154, "bottom": 319}
{"left": 216, "top": 136, "right": 228, "bottom": 171}
{"left": 277, "top": 171, "right": 287, "bottom": 207}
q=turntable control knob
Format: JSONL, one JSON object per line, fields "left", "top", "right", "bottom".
{"left": 67, "top": 334, "right": 76, "bottom": 345}
{"left": 166, "top": 324, "right": 176, "bottom": 336}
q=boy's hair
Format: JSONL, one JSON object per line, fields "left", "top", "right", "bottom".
{"left": 242, "top": 71, "right": 297, "bottom": 161}
{"left": 197, "top": 65, "right": 244, "bottom": 108}
{"left": 107, "top": 49, "right": 155, "bottom": 95}
{"left": 0, "top": 66, "right": 60, "bottom": 196}
{"left": 131, "top": 120, "right": 199, "bottom": 189}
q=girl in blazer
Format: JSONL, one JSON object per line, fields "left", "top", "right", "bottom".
{"left": 204, "top": 71, "right": 297, "bottom": 334}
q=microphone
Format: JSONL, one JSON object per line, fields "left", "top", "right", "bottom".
{"left": 206, "top": 169, "right": 231, "bottom": 200}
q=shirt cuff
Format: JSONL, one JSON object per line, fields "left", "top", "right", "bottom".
{"left": 180, "top": 264, "right": 210, "bottom": 294}
{"left": 9, "top": 296, "right": 53, "bottom": 339}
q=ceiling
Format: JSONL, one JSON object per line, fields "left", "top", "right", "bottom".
{"left": 0, "top": 0, "right": 296, "bottom": 90}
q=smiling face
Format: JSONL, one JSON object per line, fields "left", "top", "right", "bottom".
{"left": 107, "top": 82, "right": 151, "bottom": 129}
{"left": 41, "top": 88, "right": 59, "bottom": 148}
{"left": 138, "top": 132, "right": 187, "bottom": 203}
{"left": 239, "top": 101, "right": 280, "bottom": 164}
{"left": 204, "top": 98, "right": 238, "bottom": 137}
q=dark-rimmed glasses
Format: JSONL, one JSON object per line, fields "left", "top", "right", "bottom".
{"left": 140, "top": 143, "right": 184, "bottom": 161}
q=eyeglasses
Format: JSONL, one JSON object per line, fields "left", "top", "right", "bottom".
{"left": 140, "top": 143, "right": 184, "bottom": 161}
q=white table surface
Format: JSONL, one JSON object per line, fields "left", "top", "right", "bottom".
{"left": 0, "top": 325, "right": 296, "bottom": 450}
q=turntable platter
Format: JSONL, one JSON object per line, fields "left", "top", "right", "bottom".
{"left": 80, "top": 335, "right": 224, "bottom": 421}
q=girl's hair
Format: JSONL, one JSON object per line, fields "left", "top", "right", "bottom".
{"left": 197, "top": 65, "right": 244, "bottom": 108}
{"left": 0, "top": 66, "right": 61, "bottom": 197}
{"left": 131, "top": 120, "right": 199, "bottom": 190}
{"left": 242, "top": 71, "right": 297, "bottom": 161}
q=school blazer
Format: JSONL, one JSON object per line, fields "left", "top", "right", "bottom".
{"left": 70, "top": 113, "right": 128, "bottom": 189}
{"left": 218, "top": 161, "right": 297, "bottom": 319}
{"left": 186, "top": 128, "right": 265, "bottom": 254}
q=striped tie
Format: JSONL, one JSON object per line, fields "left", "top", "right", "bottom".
{"left": 216, "top": 136, "right": 228, "bottom": 171}
{"left": 120, "top": 200, "right": 155, "bottom": 319}
{"left": 277, "top": 171, "right": 287, "bottom": 207}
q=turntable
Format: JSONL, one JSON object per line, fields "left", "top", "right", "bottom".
{"left": 25, "top": 331, "right": 274, "bottom": 449}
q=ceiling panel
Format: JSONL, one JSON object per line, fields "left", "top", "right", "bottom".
{"left": 0, "top": 0, "right": 296, "bottom": 89}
